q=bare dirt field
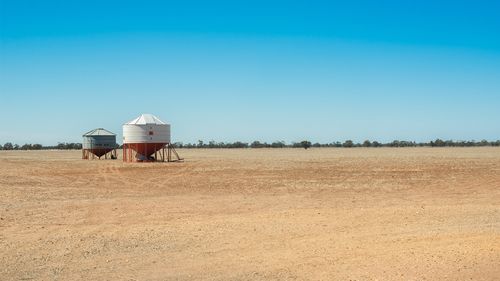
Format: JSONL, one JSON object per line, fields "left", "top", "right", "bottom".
{"left": 1, "top": 148, "right": 499, "bottom": 280}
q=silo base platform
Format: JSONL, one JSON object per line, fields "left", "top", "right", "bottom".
{"left": 122, "top": 143, "right": 182, "bottom": 163}
{"left": 82, "top": 148, "right": 117, "bottom": 160}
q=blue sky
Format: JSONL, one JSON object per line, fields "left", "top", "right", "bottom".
{"left": 1, "top": 0, "right": 499, "bottom": 145}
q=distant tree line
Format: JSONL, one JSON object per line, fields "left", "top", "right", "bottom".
{"left": 0, "top": 142, "right": 82, "bottom": 150}
{"left": 172, "top": 139, "right": 500, "bottom": 149}
{"left": 1, "top": 139, "right": 499, "bottom": 151}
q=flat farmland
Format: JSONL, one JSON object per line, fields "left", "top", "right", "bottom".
{"left": 1, "top": 148, "right": 499, "bottom": 280}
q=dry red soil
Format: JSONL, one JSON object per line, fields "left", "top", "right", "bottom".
{"left": 1, "top": 148, "right": 499, "bottom": 280}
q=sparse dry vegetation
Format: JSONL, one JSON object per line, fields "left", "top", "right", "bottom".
{"left": 1, "top": 148, "right": 499, "bottom": 280}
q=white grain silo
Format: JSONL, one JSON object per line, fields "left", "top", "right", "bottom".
{"left": 122, "top": 113, "right": 181, "bottom": 162}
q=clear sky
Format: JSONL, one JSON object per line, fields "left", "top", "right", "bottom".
{"left": 1, "top": 0, "right": 499, "bottom": 145}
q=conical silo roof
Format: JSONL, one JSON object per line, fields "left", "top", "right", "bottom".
{"left": 82, "top": 128, "right": 116, "bottom": 137}
{"left": 125, "top": 114, "right": 167, "bottom": 125}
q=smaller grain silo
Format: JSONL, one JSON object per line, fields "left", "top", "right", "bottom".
{"left": 82, "top": 128, "right": 117, "bottom": 160}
